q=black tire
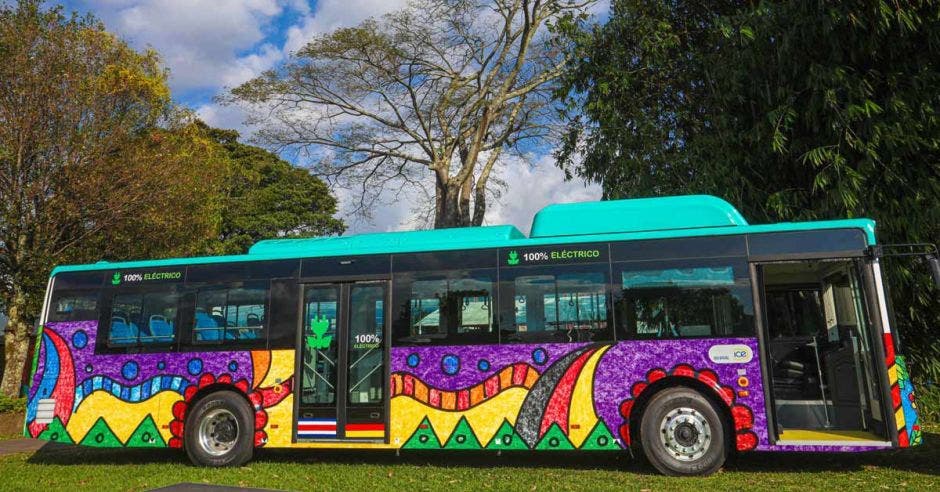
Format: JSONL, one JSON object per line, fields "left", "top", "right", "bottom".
{"left": 638, "top": 387, "right": 728, "bottom": 476}
{"left": 184, "top": 390, "right": 254, "bottom": 467}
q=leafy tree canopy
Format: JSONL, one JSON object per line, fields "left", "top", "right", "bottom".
{"left": 200, "top": 123, "right": 345, "bottom": 255}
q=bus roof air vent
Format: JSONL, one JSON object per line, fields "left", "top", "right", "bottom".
{"left": 528, "top": 195, "right": 748, "bottom": 238}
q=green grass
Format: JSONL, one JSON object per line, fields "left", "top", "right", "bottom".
{"left": 0, "top": 426, "right": 937, "bottom": 491}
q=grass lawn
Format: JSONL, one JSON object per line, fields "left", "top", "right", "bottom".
{"left": 0, "top": 426, "right": 935, "bottom": 491}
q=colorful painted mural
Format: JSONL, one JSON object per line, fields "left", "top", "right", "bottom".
{"left": 28, "top": 321, "right": 912, "bottom": 455}
{"left": 388, "top": 339, "right": 766, "bottom": 452}
{"left": 25, "top": 321, "right": 296, "bottom": 448}
{"left": 883, "top": 332, "right": 922, "bottom": 447}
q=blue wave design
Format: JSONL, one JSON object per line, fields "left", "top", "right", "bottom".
{"left": 73, "top": 374, "right": 192, "bottom": 410}
{"left": 26, "top": 334, "right": 60, "bottom": 424}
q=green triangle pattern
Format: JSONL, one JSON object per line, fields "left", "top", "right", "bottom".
{"left": 578, "top": 421, "right": 621, "bottom": 451}
{"left": 37, "top": 417, "right": 73, "bottom": 444}
{"left": 402, "top": 417, "right": 442, "bottom": 450}
{"left": 124, "top": 415, "right": 166, "bottom": 448}
{"left": 79, "top": 417, "right": 123, "bottom": 448}
{"left": 534, "top": 423, "right": 575, "bottom": 451}
{"left": 485, "top": 419, "right": 529, "bottom": 450}
{"left": 442, "top": 417, "right": 482, "bottom": 450}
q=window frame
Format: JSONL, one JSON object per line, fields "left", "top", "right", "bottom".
{"left": 98, "top": 284, "right": 183, "bottom": 352}
{"left": 612, "top": 257, "right": 755, "bottom": 341}
{"left": 498, "top": 263, "right": 614, "bottom": 344}
{"left": 186, "top": 279, "right": 271, "bottom": 348}
{"left": 392, "top": 268, "right": 499, "bottom": 346}
{"left": 46, "top": 289, "right": 100, "bottom": 323}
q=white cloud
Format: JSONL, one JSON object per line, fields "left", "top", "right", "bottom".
{"left": 87, "top": 0, "right": 291, "bottom": 91}
{"left": 484, "top": 154, "right": 602, "bottom": 234}
{"left": 338, "top": 154, "right": 602, "bottom": 235}
{"left": 282, "top": 0, "right": 407, "bottom": 55}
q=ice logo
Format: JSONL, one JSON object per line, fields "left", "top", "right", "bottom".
{"left": 306, "top": 316, "right": 333, "bottom": 350}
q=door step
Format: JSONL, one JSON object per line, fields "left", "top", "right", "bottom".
{"left": 777, "top": 429, "right": 891, "bottom": 446}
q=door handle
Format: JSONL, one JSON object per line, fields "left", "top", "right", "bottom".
{"left": 370, "top": 412, "right": 380, "bottom": 419}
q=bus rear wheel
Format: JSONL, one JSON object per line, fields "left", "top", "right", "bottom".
{"left": 639, "top": 387, "right": 728, "bottom": 476}
{"left": 184, "top": 390, "right": 254, "bottom": 467}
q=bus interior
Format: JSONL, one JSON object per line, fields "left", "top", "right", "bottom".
{"left": 761, "top": 259, "right": 888, "bottom": 444}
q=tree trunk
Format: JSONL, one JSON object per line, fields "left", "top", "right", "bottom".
{"left": 1, "top": 288, "right": 32, "bottom": 398}
{"left": 433, "top": 179, "right": 472, "bottom": 229}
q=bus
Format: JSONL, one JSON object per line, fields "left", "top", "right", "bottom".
{"left": 23, "top": 195, "right": 933, "bottom": 476}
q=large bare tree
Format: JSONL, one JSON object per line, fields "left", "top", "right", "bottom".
{"left": 229, "top": 0, "right": 596, "bottom": 228}
{"left": 0, "top": 2, "right": 228, "bottom": 396}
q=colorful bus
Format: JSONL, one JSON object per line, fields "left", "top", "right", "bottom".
{"left": 24, "top": 195, "right": 929, "bottom": 476}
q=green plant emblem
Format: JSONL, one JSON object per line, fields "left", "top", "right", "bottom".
{"left": 306, "top": 315, "right": 333, "bottom": 350}
{"left": 111, "top": 272, "right": 121, "bottom": 285}
{"left": 507, "top": 250, "right": 520, "bottom": 266}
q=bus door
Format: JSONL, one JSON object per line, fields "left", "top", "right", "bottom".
{"left": 758, "top": 259, "right": 888, "bottom": 444}
{"left": 296, "top": 281, "right": 388, "bottom": 442}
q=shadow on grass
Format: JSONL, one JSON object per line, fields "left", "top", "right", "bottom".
{"left": 26, "top": 430, "right": 939, "bottom": 477}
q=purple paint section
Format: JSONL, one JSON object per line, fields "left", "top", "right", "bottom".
{"left": 32, "top": 321, "right": 255, "bottom": 404}
{"left": 392, "top": 338, "right": 770, "bottom": 449}
{"left": 391, "top": 342, "right": 588, "bottom": 390}
{"left": 593, "top": 338, "right": 768, "bottom": 447}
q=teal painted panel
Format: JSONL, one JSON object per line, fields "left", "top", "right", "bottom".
{"left": 529, "top": 195, "right": 749, "bottom": 238}
{"left": 247, "top": 224, "right": 526, "bottom": 257}
{"left": 48, "top": 197, "right": 877, "bottom": 277}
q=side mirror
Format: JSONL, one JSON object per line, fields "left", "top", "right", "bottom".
{"left": 929, "top": 254, "right": 940, "bottom": 289}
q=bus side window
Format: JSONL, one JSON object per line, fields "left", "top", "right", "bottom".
{"left": 393, "top": 270, "right": 498, "bottom": 346}
{"left": 192, "top": 282, "right": 268, "bottom": 345}
{"left": 500, "top": 266, "right": 612, "bottom": 344}
{"left": 107, "top": 290, "right": 179, "bottom": 346}
{"left": 614, "top": 261, "right": 753, "bottom": 340}
{"left": 48, "top": 291, "right": 98, "bottom": 322}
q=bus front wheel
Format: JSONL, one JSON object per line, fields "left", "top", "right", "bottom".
{"left": 639, "top": 387, "right": 728, "bottom": 476}
{"left": 184, "top": 390, "right": 254, "bottom": 467}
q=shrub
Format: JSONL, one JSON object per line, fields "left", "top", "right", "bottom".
{"left": 0, "top": 394, "right": 26, "bottom": 413}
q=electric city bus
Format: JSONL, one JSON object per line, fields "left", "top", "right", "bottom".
{"left": 24, "top": 195, "right": 933, "bottom": 476}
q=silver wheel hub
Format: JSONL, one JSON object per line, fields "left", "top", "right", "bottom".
{"left": 659, "top": 407, "right": 711, "bottom": 461}
{"left": 198, "top": 408, "right": 239, "bottom": 457}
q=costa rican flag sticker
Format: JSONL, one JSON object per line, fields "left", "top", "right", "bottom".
{"left": 297, "top": 418, "right": 337, "bottom": 437}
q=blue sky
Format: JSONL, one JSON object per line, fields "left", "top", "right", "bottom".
{"left": 54, "top": 0, "right": 602, "bottom": 233}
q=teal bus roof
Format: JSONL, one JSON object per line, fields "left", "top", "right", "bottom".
{"left": 530, "top": 195, "right": 749, "bottom": 238}
{"left": 50, "top": 195, "right": 877, "bottom": 276}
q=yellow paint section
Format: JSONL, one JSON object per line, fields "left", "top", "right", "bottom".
{"left": 779, "top": 429, "right": 884, "bottom": 442}
{"left": 888, "top": 364, "right": 898, "bottom": 385}
{"left": 264, "top": 393, "right": 295, "bottom": 447}
{"left": 566, "top": 346, "right": 610, "bottom": 446}
{"left": 346, "top": 430, "right": 384, "bottom": 439}
{"left": 290, "top": 441, "right": 396, "bottom": 449}
{"left": 895, "top": 408, "right": 906, "bottom": 429}
{"left": 259, "top": 350, "right": 295, "bottom": 388}
{"left": 67, "top": 390, "right": 180, "bottom": 444}
{"left": 390, "top": 386, "right": 529, "bottom": 447}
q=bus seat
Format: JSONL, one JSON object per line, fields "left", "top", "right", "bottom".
{"left": 195, "top": 311, "right": 222, "bottom": 341}
{"left": 147, "top": 315, "right": 174, "bottom": 343}
{"left": 109, "top": 317, "right": 137, "bottom": 344}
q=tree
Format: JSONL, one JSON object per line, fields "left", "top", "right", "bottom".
{"left": 201, "top": 124, "right": 345, "bottom": 255}
{"left": 560, "top": 1, "right": 940, "bottom": 378}
{"left": 228, "top": 0, "right": 597, "bottom": 229}
{"left": 0, "top": 1, "right": 228, "bottom": 396}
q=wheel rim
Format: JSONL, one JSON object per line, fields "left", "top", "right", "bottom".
{"left": 197, "top": 408, "right": 239, "bottom": 457}
{"left": 659, "top": 407, "right": 712, "bottom": 462}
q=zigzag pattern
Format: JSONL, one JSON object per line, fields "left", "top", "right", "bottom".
{"left": 391, "top": 362, "right": 540, "bottom": 411}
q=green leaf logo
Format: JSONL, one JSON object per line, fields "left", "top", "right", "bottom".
{"left": 507, "top": 250, "right": 520, "bottom": 266}
{"left": 111, "top": 272, "right": 121, "bottom": 285}
{"left": 306, "top": 315, "right": 333, "bottom": 350}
